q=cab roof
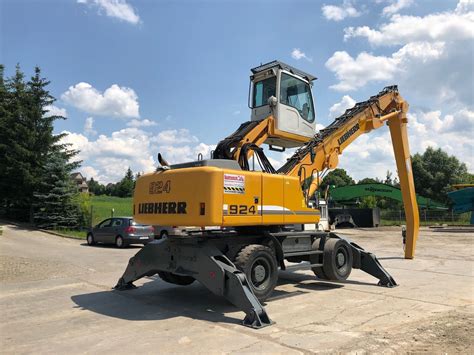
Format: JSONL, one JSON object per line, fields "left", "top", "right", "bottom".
{"left": 251, "top": 60, "right": 317, "bottom": 82}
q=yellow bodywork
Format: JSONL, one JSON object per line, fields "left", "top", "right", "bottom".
{"left": 134, "top": 86, "right": 419, "bottom": 259}
{"left": 134, "top": 167, "right": 320, "bottom": 227}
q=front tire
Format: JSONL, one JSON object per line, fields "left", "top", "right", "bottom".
{"left": 234, "top": 244, "right": 278, "bottom": 302}
{"left": 322, "top": 238, "right": 353, "bottom": 281}
{"left": 86, "top": 233, "right": 95, "bottom": 246}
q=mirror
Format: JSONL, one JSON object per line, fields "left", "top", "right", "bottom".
{"left": 267, "top": 95, "right": 277, "bottom": 107}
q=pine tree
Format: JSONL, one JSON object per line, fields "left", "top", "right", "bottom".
{"left": 0, "top": 64, "right": 34, "bottom": 218}
{"left": 116, "top": 167, "right": 135, "bottom": 197}
{"left": 33, "top": 150, "right": 81, "bottom": 229}
{"left": 0, "top": 64, "right": 78, "bottom": 222}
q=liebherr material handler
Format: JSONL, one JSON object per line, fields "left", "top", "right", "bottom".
{"left": 115, "top": 61, "right": 420, "bottom": 328}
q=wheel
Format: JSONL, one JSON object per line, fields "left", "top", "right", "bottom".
{"left": 310, "top": 237, "right": 328, "bottom": 280}
{"left": 234, "top": 244, "right": 278, "bottom": 302}
{"left": 86, "top": 233, "right": 95, "bottom": 246}
{"left": 115, "top": 235, "right": 126, "bottom": 248}
{"left": 158, "top": 271, "right": 195, "bottom": 285}
{"left": 160, "top": 230, "right": 168, "bottom": 239}
{"left": 322, "top": 238, "right": 353, "bottom": 281}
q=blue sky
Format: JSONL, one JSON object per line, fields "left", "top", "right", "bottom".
{"left": 2, "top": 0, "right": 473, "bottom": 183}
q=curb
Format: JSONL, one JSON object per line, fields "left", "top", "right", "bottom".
{"left": 0, "top": 219, "right": 86, "bottom": 240}
{"left": 38, "top": 229, "right": 86, "bottom": 240}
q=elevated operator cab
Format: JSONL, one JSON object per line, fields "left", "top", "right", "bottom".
{"left": 249, "top": 60, "right": 317, "bottom": 148}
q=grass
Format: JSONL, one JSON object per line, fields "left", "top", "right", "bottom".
{"left": 52, "top": 228, "right": 87, "bottom": 239}
{"left": 51, "top": 195, "right": 133, "bottom": 239}
{"left": 90, "top": 195, "right": 132, "bottom": 226}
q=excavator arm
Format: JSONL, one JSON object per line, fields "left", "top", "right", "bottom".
{"left": 214, "top": 86, "right": 419, "bottom": 259}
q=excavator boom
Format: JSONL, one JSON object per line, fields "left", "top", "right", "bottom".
{"left": 214, "top": 86, "right": 419, "bottom": 258}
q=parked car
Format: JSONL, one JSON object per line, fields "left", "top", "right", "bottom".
{"left": 87, "top": 217, "right": 154, "bottom": 248}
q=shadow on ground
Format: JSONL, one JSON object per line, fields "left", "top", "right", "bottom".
{"left": 71, "top": 271, "right": 351, "bottom": 326}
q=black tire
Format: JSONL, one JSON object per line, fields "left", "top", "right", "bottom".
{"left": 115, "top": 235, "right": 126, "bottom": 248}
{"left": 86, "top": 233, "right": 95, "bottom": 246}
{"left": 322, "top": 238, "right": 353, "bottom": 281}
{"left": 234, "top": 244, "right": 278, "bottom": 302}
{"left": 310, "top": 238, "right": 328, "bottom": 280}
{"left": 158, "top": 271, "right": 195, "bottom": 285}
{"left": 160, "top": 230, "right": 168, "bottom": 239}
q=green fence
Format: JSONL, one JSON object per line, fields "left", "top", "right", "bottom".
{"left": 380, "top": 209, "right": 471, "bottom": 226}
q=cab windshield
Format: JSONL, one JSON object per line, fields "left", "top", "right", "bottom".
{"left": 280, "top": 73, "right": 315, "bottom": 122}
{"left": 252, "top": 76, "right": 276, "bottom": 108}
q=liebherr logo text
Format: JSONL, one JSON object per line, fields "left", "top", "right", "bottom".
{"left": 338, "top": 123, "right": 360, "bottom": 145}
{"left": 138, "top": 202, "right": 187, "bottom": 214}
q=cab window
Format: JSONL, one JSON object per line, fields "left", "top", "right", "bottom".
{"left": 280, "top": 73, "right": 315, "bottom": 122}
{"left": 252, "top": 76, "right": 276, "bottom": 107}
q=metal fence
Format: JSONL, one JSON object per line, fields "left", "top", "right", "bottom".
{"left": 380, "top": 209, "right": 471, "bottom": 225}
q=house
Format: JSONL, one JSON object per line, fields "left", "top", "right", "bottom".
{"left": 70, "top": 172, "right": 89, "bottom": 193}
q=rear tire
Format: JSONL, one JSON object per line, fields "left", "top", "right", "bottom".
{"left": 86, "top": 233, "right": 95, "bottom": 246}
{"left": 234, "top": 244, "right": 278, "bottom": 302}
{"left": 322, "top": 238, "right": 353, "bottom": 281}
{"left": 115, "top": 236, "right": 126, "bottom": 248}
{"left": 160, "top": 230, "right": 168, "bottom": 239}
{"left": 158, "top": 271, "right": 195, "bottom": 285}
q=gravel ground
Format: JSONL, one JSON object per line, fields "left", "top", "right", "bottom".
{"left": 0, "top": 223, "right": 473, "bottom": 354}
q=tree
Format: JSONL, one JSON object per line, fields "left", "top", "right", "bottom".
{"left": 358, "top": 177, "right": 378, "bottom": 184}
{"left": 319, "top": 168, "right": 355, "bottom": 192}
{"left": 115, "top": 167, "right": 135, "bottom": 197}
{"left": 33, "top": 151, "right": 81, "bottom": 229}
{"left": 412, "top": 147, "right": 474, "bottom": 204}
{"left": 0, "top": 65, "right": 75, "bottom": 223}
{"left": 88, "top": 177, "right": 106, "bottom": 195}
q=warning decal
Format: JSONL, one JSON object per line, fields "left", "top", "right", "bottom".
{"left": 224, "top": 174, "right": 245, "bottom": 194}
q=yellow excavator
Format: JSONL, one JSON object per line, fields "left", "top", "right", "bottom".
{"left": 115, "top": 61, "right": 420, "bottom": 328}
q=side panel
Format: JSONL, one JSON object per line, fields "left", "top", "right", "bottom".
{"left": 222, "top": 170, "right": 262, "bottom": 226}
{"left": 261, "top": 174, "right": 285, "bottom": 224}
{"left": 133, "top": 167, "right": 223, "bottom": 227}
{"left": 283, "top": 176, "right": 321, "bottom": 224}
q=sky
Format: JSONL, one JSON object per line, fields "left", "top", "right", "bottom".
{"left": 1, "top": 0, "right": 473, "bottom": 184}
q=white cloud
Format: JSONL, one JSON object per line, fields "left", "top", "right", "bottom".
{"left": 61, "top": 82, "right": 140, "bottom": 118}
{"left": 154, "top": 129, "right": 198, "bottom": 145}
{"left": 84, "top": 117, "right": 97, "bottom": 136}
{"left": 78, "top": 0, "right": 141, "bottom": 25}
{"left": 61, "top": 127, "right": 214, "bottom": 183}
{"left": 325, "top": 50, "right": 398, "bottom": 91}
{"left": 334, "top": 108, "right": 474, "bottom": 180}
{"left": 344, "top": 12, "right": 473, "bottom": 46}
{"left": 329, "top": 95, "right": 356, "bottom": 118}
{"left": 456, "top": 0, "right": 474, "bottom": 14}
{"left": 291, "top": 48, "right": 312, "bottom": 62}
{"left": 337, "top": 2, "right": 474, "bottom": 106}
{"left": 44, "top": 105, "right": 67, "bottom": 118}
{"left": 127, "top": 118, "right": 157, "bottom": 127}
{"left": 322, "top": 1, "right": 361, "bottom": 21}
{"left": 382, "top": 0, "right": 413, "bottom": 17}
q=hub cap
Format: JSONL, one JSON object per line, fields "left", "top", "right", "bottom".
{"left": 250, "top": 257, "right": 271, "bottom": 290}
{"left": 336, "top": 251, "right": 346, "bottom": 267}
{"left": 253, "top": 265, "right": 266, "bottom": 283}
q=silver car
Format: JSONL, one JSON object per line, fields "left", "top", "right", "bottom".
{"left": 87, "top": 217, "right": 154, "bottom": 248}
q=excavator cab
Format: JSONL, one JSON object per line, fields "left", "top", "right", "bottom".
{"left": 249, "top": 60, "right": 317, "bottom": 148}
